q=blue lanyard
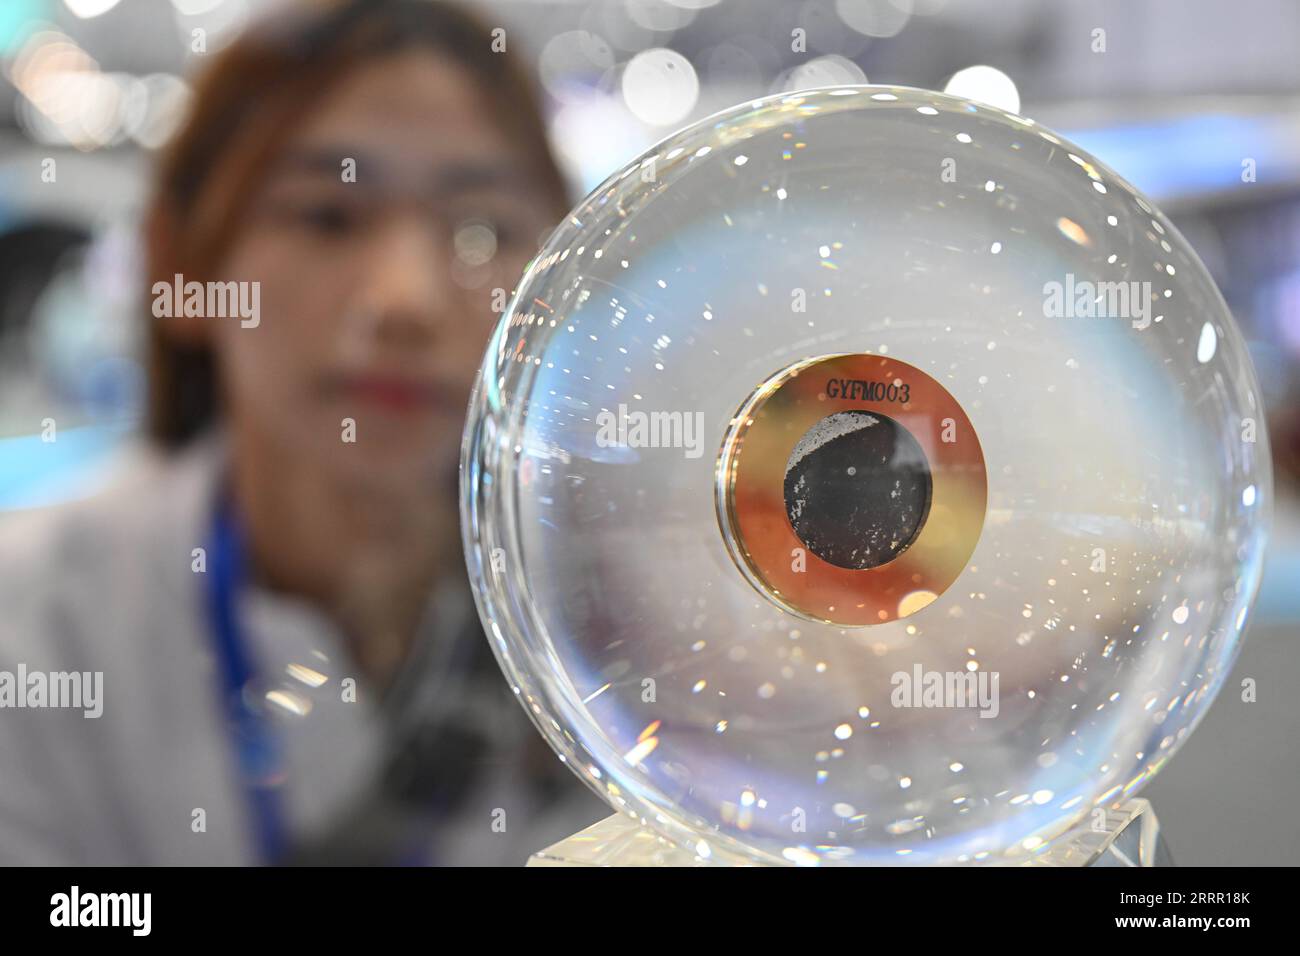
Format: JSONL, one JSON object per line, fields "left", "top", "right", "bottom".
{"left": 205, "top": 492, "right": 290, "bottom": 864}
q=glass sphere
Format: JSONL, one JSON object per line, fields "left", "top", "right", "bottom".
{"left": 461, "top": 86, "right": 1270, "bottom": 865}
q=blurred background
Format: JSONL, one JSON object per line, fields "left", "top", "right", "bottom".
{"left": 0, "top": 0, "right": 1296, "bottom": 864}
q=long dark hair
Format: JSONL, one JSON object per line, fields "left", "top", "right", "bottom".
{"left": 145, "top": 0, "right": 568, "bottom": 449}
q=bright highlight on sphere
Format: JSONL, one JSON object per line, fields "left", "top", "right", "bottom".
{"left": 63, "top": 0, "right": 122, "bottom": 18}
{"left": 945, "top": 64, "right": 1021, "bottom": 115}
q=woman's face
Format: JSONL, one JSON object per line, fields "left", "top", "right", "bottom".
{"left": 211, "top": 51, "right": 556, "bottom": 487}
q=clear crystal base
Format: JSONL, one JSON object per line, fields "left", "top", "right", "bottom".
{"left": 528, "top": 798, "right": 1170, "bottom": 867}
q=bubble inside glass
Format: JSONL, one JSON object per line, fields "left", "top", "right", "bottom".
{"left": 460, "top": 87, "right": 1270, "bottom": 865}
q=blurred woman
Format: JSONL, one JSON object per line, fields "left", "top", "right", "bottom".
{"left": 0, "top": 0, "right": 605, "bottom": 864}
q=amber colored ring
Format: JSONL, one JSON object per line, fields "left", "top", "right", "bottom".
{"left": 715, "top": 353, "right": 987, "bottom": 627}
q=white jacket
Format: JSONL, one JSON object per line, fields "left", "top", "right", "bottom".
{"left": 0, "top": 435, "right": 603, "bottom": 864}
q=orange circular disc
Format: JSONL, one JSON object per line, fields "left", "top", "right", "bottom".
{"left": 715, "top": 353, "right": 987, "bottom": 626}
